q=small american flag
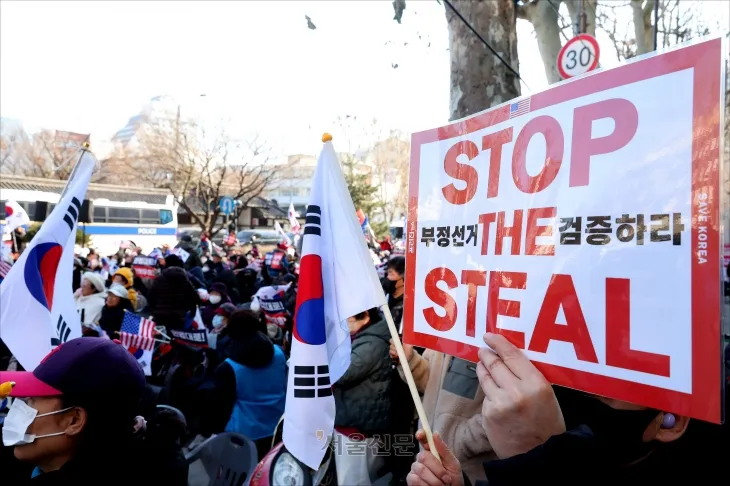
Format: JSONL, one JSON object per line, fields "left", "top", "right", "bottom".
{"left": 120, "top": 312, "right": 155, "bottom": 351}
{"left": 0, "top": 260, "right": 12, "bottom": 279}
{"left": 509, "top": 98, "right": 531, "bottom": 118}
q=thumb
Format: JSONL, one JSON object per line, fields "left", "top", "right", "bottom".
{"left": 433, "top": 433, "right": 459, "bottom": 469}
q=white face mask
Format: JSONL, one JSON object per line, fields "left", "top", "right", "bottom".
{"left": 2, "top": 399, "right": 71, "bottom": 447}
{"left": 212, "top": 315, "right": 225, "bottom": 328}
{"left": 209, "top": 295, "right": 221, "bottom": 305}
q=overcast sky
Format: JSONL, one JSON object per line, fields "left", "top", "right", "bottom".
{"left": 1, "top": 1, "right": 727, "bottom": 157}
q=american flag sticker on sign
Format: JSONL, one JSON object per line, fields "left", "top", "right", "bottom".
{"left": 509, "top": 98, "right": 531, "bottom": 118}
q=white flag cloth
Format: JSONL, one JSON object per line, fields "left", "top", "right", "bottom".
{"left": 288, "top": 202, "right": 301, "bottom": 233}
{"left": 283, "top": 137, "right": 385, "bottom": 470}
{"left": 274, "top": 221, "right": 292, "bottom": 244}
{"left": 0, "top": 150, "right": 96, "bottom": 370}
{"left": 3, "top": 200, "right": 31, "bottom": 233}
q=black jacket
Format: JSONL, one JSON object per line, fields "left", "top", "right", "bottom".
{"left": 333, "top": 319, "right": 393, "bottom": 433}
{"left": 98, "top": 300, "right": 135, "bottom": 337}
{"left": 22, "top": 456, "right": 136, "bottom": 485}
{"left": 147, "top": 267, "right": 200, "bottom": 330}
{"left": 176, "top": 241, "right": 202, "bottom": 271}
{"left": 466, "top": 415, "right": 729, "bottom": 486}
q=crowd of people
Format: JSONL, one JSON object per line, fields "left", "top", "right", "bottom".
{"left": 1, "top": 226, "right": 729, "bottom": 486}
{"left": 0, "top": 228, "right": 415, "bottom": 485}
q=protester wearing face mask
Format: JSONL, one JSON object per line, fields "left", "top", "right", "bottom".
{"left": 211, "top": 303, "right": 235, "bottom": 333}
{"left": 0, "top": 338, "right": 146, "bottom": 484}
{"left": 201, "top": 283, "right": 231, "bottom": 329}
{"left": 405, "top": 333, "right": 725, "bottom": 486}
{"left": 208, "top": 303, "right": 237, "bottom": 359}
{"left": 112, "top": 267, "right": 138, "bottom": 312}
{"left": 383, "top": 256, "right": 405, "bottom": 327}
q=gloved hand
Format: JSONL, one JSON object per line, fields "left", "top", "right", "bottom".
{"left": 0, "top": 381, "right": 15, "bottom": 413}
{"left": 0, "top": 381, "right": 14, "bottom": 400}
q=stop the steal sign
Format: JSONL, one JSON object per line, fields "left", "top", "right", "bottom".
{"left": 404, "top": 38, "right": 723, "bottom": 423}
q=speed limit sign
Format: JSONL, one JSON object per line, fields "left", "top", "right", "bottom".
{"left": 557, "top": 33, "right": 600, "bottom": 79}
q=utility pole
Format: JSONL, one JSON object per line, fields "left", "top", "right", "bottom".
{"left": 578, "top": 0, "right": 587, "bottom": 35}
{"left": 175, "top": 104, "right": 181, "bottom": 153}
{"left": 652, "top": 0, "right": 659, "bottom": 51}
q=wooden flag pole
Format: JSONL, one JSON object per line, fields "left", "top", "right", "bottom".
{"left": 380, "top": 304, "right": 441, "bottom": 463}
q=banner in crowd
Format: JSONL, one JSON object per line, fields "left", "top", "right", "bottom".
{"left": 0, "top": 149, "right": 97, "bottom": 370}
{"left": 132, "top": 256, "right": 157, "bottom": 279}
{"left": 403, "top": 38, "right": 723, "bottom": 423}
{"left": 169, "top": 329, "right": 209, "bottom": 348}
{"left": 253, "top": 284, "right": 292, "bottom": 329}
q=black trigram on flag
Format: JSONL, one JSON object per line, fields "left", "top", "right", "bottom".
{"left": 304, "top": 205, "right": 321, "bottom": 236}
{"left": 293, "top": 365, "right": 332, "bottom": 398}
{"left": 63, "top": 197, "right": 82, "bottom": 230}
{"left": 50, "top": 315, "right": 71, "bottom": 346}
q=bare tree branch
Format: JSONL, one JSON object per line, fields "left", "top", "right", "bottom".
{"left": 0, "top": 127, "right": 87, "bottom": 180}
{"left": 105, "top": 116, "right": 278, "bottom": 236}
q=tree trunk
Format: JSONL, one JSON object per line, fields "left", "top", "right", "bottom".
{"left": 631, "top": 0, "right": 655, "bottom": 55}
{"left": 519, "top": 1, "right": 563, "bottom": 85}
{"left": 445, "top": 0, "right": 520, "bottom": 120}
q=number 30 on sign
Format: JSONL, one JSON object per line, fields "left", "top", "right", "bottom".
{"left": 557, "top": 33, "right": 600, "bottom": 79}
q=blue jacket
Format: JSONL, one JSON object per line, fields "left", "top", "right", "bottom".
{"left": 224, "top": 347, "right": 287, "bottom": 440}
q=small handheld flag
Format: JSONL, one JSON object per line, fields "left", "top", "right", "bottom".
{"left": 120, "top": 311, "right": 156, "bottom": 375}
{"left": 288, "top": 202, "right": 301, "bottom": 233}
{"left": 2, "top": 200, "right": 30, "bottom": 234}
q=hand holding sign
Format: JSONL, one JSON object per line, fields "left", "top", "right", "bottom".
{"left": 389, "top": 338, "right": 414, "bottom": 362}
{"left": 407, "top": 431, "right": 464, "bottom": 486}
{"left": 476, "top": 333, "right": 566, "bottom": 459}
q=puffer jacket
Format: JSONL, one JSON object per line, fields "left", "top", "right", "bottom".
{"left": 333, "top": 319, "right": 392, "bottom": 433}
{"left": 74, "top": 291, "right": 107, "bottom": 326}
{"left": 397, "top": 351, "right": 494, "bottom": 483}
{"left": 147, "top": 267, "right": 200, "bottom": 330}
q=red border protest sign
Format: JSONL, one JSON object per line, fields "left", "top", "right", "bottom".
{"left": 558, "top": 33, "right": 600, "bottom": 79}
{"left": 404, "top": 39, "right": 722, "bottom": 423}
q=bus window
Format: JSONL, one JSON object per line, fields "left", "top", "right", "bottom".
{"left": 141, "top": 209, "right": 161, "bottom": 224}
{"left": 108, "top": 207, "right": 140, "bottom": 224}
{"left": 93, "top": 206, "right": 107, "bottom": 223}
{"left": 160, "top": 209, "right": 173, "bottom": 225}
{"left": 23, "top": 202, "right": 37, "bottom": 220}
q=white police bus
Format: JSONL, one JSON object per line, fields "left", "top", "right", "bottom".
{"left": 0, "top": 176, "right": 178, "bottom": 255}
